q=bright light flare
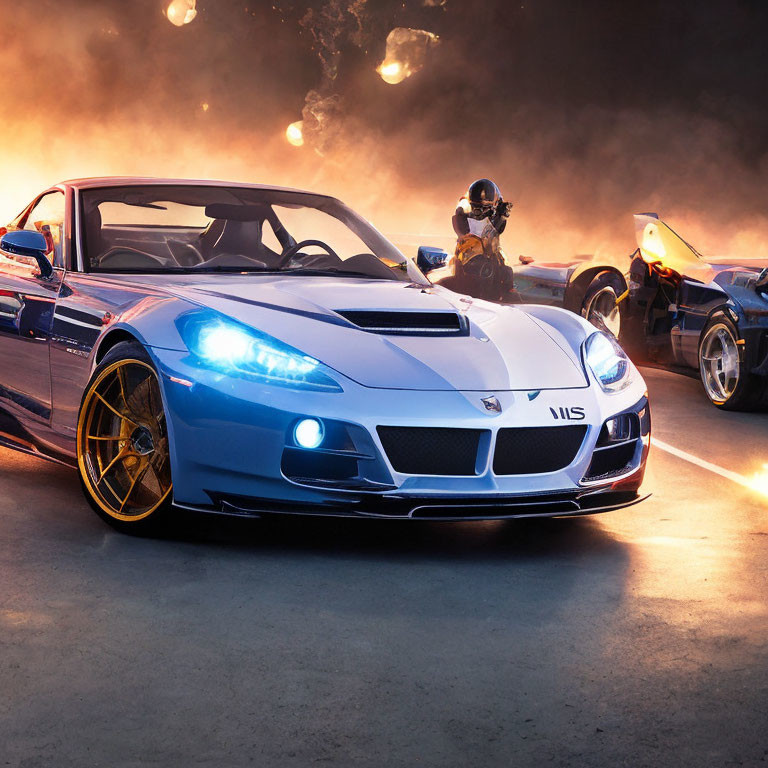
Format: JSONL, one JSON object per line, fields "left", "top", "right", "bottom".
{"left": 294, "top": 419, "right": 324, "bottom": 450}
{"left": 166, "top": 0, "right": 197, "bottom": 26}
{"left": 748, "top": 463, "right": 768, "bottom": 498}
{"left": 376, "top": 27, "right": 439, "bottom": 85}
{"left": 377, "top": 60, "right": 407, "bottom": 85}
{"left": 286, "top": 121, "right": 305, "bottom": 147}
{"left": 198, "top": 324, "right": 252, "bottom": 364}
{"left": 640, "top": 222, "right": 667, "bottom": 263}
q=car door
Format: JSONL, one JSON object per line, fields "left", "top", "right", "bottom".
{"left": 0, "top": 190, "right": 65, "bottom": 422}
{"left": 672, "top": 277, "right": 730, "bottom": 369}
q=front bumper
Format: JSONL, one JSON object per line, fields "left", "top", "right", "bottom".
{"left": 150, "top": 349, "right": 650, "bottom": 521}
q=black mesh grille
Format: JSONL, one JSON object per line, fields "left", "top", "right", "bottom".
{"left": 493, "top": 426, "right": 587, "bottom": 475}
{"left": 338, "top": 311, "right": 462, "bottom": 333}
{"left": 377, "top": 427, "right": 483, "bottom": 475}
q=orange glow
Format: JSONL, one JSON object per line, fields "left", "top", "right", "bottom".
{"left": 376, "top": 28, "right": 439, "bottom": 85}
{"left": 377, "top": 60, "right": 407, "bottom": 85}
{"left": 165, "top": 0, "right": 197, "bottom": 26}
{"left": 285, "top": 121, "right": 305, "bottom": 147}
{"left": 639, "top": 221, "right": 667, "bottom": 262}
{"left": 748, "top": 463, "right": 768, "bottom": 498}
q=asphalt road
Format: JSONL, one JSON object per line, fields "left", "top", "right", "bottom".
{"left": 1, "top": 367, "right": 766, "bottom": 768}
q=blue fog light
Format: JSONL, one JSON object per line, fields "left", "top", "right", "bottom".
{"left": 294, "top": 418, "right": 324, "bottom": 449}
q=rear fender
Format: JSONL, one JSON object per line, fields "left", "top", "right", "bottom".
{"left": 564, "top": 264, "right": 628, "bottom": 314}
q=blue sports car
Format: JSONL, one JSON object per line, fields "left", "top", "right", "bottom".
{"left": 0, "top": 178, "right": 650, "bottom": 532}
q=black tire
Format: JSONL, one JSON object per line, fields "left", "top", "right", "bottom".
{"left": 580, "top": 271, "right": 626, "bottom": 340}
{"left": 698, "top": 313, "right": 768, "bottom": 411}
{"left": 77, "top": 340, "right": 174, "bottom": 534}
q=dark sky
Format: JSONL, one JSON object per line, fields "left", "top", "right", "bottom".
{"left": 7, "top": 0, "right": 767, "bottom": 141}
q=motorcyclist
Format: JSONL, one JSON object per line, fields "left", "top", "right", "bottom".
{"left": 451, "top": 178, "right": 514, "bottom": 301}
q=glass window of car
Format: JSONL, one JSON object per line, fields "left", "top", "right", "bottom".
{"left": 21, "top": 190, "right": 66, "bottom": 268}
{"left": 80, "top": 185, "right": 427, "bottom": 284}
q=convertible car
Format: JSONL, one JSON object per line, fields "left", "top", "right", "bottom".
{"left": 510, "top": 215, "right": 768, "bottom": 411}
{"left": 0, "top": 178, "right": 649, "bottom": 532}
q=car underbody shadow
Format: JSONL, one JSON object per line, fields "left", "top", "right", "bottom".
{"left": 154, "top": 507, "right": 627, "bottom": 564}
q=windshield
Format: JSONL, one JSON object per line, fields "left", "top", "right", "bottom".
{"left": 80, "top": 184, "right": 427, "bottom": 283}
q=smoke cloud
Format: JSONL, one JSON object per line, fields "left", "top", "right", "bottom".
{"left": 2, "top": 0, "right": 768, "bottom": 264}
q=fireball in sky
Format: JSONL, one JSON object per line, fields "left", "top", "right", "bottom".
{"left": 377, "top": 60, "right": 407, "bottom": 85}
{"left": 377, "top": 27, "right": 440, "bottom": 85}
{"left": 165, "top": 0, "right": 197, "bottom": 26}
{"left": 286, "top": 121, "right": 305, "bottom": 147}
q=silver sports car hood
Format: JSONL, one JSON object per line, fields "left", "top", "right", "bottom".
{"left": 156, "top": 276, "right": 587, "bottom": 391}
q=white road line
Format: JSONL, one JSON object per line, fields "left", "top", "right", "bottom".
{"left": 652, "top": 437, "right": 758, "bottom": 492}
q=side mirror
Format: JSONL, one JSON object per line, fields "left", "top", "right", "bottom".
{"left": 417, "top": 246, "right": 449, "bottom": 275}
{"left": 0, "top": 230, "right": 53, "bottom": 279}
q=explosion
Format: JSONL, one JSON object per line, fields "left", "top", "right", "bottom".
{"left": 286, "top": 121, "right": 305, "bottom": 147}
{"left": 165, "top": 0, "right": 197, "bottom": 27}
{"left": 377, "top": 27, "right": 439, "bottom": 85}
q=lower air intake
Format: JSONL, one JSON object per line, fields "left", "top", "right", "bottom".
{"left": 583, "top": 442, "right": 638, "bottom": 481}
{"left": 377, "top": 426, "right": 484, "bottom": 475}
{"left": 493, "top": 425, "right": 587, "bottom": 475}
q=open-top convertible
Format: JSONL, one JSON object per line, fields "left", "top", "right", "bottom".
{"left": 0, "top": 178, "right": 649, "bottom": 532}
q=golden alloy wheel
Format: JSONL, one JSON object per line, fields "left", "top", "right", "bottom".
{"left": 77, "top": 359, "right": 172, "bottom": 522}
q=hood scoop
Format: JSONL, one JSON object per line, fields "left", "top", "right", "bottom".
{"left": 336, "top": 310, "right": 467, "bottom": 336}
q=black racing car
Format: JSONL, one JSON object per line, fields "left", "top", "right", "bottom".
{"left": 512, "top": 213, "right": 768, "bottom": 411}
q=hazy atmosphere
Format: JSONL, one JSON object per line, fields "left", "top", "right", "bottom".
{"left": 2, "top": 0, "right": 768, "bottom": 259}
{"left": 2, "top": 5, "right": 768, "bottom": 767}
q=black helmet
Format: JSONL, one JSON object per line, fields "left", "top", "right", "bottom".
{"left": 467, "top": 178, "right": 500, "bottom": 218}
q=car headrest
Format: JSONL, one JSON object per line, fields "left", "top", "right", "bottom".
{"left": 213, "top": 218, "right": 263, "bottom": 254}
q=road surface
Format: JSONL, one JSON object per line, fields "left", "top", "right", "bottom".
{"left": 0, "top": 368, "right": 766, "bottom": 767}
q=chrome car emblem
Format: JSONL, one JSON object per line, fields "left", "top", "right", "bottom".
{"left": 481, "top": 396, "right": 502, "bottom": 413}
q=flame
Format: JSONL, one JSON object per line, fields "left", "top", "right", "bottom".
{"left": 165, "top": 0, "right": 197, "bottom": 26}
{"left": 285, "top": 121, "right": 305, "bottom": 147}
{"left": 376, "top": 28, "right": 439, "bottom": 85}
{"left": 200, "top": 102, "right": 210, "bottom": 112}
{"left": 377, "top": 60, "right": 407, "bottom": 85}
{"left": 748, "top": 463, "right": 768, "bottom": 498}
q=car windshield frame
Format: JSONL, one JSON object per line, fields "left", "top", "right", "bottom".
{"left": 78, "top": 184, "right": 428, "bottom": 285}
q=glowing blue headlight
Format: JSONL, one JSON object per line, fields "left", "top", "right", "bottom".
{"left": 584, "top": 331, "right": 630, "bottom": 392}
{"left": 179, "top": 313, "right": 342, "bottom": 392}
{"left": 197, "top": 324, "right": 255, "bottom": 364}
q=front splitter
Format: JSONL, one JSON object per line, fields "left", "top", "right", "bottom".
{"left": 175, "top": 488, "right": 650, "bottom": 522}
